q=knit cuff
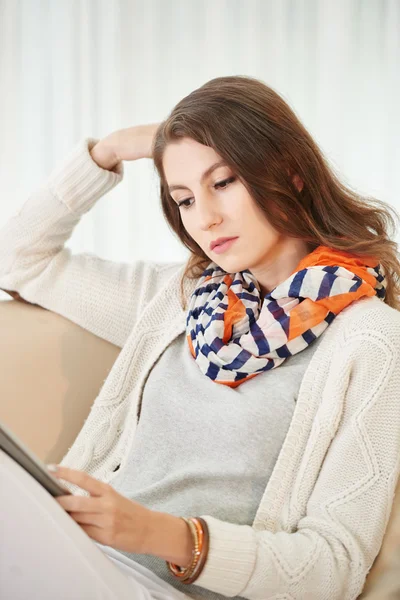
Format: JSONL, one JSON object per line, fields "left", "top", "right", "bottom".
{"left": 193, "top": 515, "right": 257, "bottom": 596}
{"left": 45, "top": 137, "right": 124, "bottom": 216}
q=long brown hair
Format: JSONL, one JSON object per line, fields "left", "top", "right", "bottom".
{"left": 152, "top": 75, "right": 400, "bottom": 311}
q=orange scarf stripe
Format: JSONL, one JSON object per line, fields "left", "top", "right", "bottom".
{"left": 295, "top": 246, "right": 378, "bottom": 286}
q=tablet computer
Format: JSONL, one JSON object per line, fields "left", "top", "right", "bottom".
{"left": 0, "top": 420, "right": 72, "bottom": 496}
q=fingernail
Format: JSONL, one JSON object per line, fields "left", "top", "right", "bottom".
{"left": 46, "top": 464, "right": 58, "bottom": 472}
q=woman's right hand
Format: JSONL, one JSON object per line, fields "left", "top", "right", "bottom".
{"left": 90, "top": 123, "right": 161, "bottom": 171}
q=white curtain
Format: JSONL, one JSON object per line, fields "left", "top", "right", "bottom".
{"left": 0, "top": 0, "right": 399, "bottom": 274}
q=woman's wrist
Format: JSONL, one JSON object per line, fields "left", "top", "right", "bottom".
{"left": 143, "top": 510, "right": 193, "bottom": 567}
{"left": 167, "top": 517, "right": 209, "bottom": 584}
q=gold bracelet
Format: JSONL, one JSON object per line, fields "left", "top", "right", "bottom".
{"left": 181, "top": 518, "right": 201, "bottom": 577}
{"left": 167, "top": 517, "right": 203, "bottom": 581}
{"left": 179, "top": 518, "right": 209, "bottom": 584}
{"left": 167, "top": 518, "right": 201, "bottom": 579}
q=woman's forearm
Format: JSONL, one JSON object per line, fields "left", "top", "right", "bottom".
{"left": 90, "top": 123, "right": 160, "bottom": 171}
{"left": 143, "top": 510, "right": 193, "bottom": 567}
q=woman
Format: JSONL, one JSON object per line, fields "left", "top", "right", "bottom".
{"left": 1, "top": 75, "right": 400, "bottom": 600}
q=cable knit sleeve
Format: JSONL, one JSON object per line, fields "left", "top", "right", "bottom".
{"left": 194, "top": 310, "right": 400, "bottom": 599}
{"left": 0, "top": 138, "right": 184, "bottom": 348}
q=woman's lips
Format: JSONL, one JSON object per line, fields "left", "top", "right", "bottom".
{"left": 212, "top": 237, "right": 239, "bottom": 254}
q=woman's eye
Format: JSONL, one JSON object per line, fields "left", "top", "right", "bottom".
{"left": 177, "top": 176, "right": 236, "bottom": 210}
{"left": 214, "top": 176, "right": 236, "bottom": 190}
{"left": 177, "top": 198, "right": 193, "bottom": 209}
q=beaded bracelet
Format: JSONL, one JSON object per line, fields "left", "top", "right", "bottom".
{"left": 166, "top": 517, "right": 209, "bottom": 584}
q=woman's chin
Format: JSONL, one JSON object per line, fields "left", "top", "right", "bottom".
{"left": 216, "top": 258, "right": 252, "bottom": 273}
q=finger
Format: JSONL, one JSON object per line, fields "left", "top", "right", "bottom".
{"left": 55, "top": 495, "right": 104, "bottom": 513}
{"left": 68, "top": 511, "right": 105, "bottom": 527}
{"left": 51, "top": 466, "right": 106, "bottom": 497}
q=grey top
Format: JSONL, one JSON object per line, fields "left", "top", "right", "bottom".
{"left": 97, "top": 331, "right": 324, "bottom": 600}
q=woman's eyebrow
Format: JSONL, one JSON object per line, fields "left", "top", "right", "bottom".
{"left": 168, "top": 160, "right": 227, "bottom": 193}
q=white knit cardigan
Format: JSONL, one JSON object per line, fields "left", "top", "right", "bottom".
{"left": 1, "top": 138, "right": 400, "bottom": 600}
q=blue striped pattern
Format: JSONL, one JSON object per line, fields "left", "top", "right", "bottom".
{"left": 186, "top": 254, "right": 387, "bottom": 387}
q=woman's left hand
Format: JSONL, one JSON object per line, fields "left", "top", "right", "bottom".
{"left": 50, "top": 465, "right": 152, "bottom": 554}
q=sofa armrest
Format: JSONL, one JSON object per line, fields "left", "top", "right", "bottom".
{"left": 0, "top": 299, "right": 121, "bottom": 464}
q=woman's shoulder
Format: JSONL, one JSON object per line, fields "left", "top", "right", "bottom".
{"left": 333, "top": 296, "right": 400, "bottom": 350}
{"left": 341, "top": 295, "right": 400, "bottom": 327}
{"left": 308, "top": 297, "right": 400, "bottom": 370}
{"left": 304, "top": 297, "right": 400, "bottom": 401}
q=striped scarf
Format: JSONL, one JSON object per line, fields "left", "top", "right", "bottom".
{"left": 186, "top": 245, "right": 386, "bottom": 388}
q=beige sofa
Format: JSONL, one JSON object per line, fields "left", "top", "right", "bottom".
{"left": 1, "top": 297, "right": 399, "bottom": 599}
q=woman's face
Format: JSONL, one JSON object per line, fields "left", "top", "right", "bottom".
{"left": 163, "top": 137, "right": 287, "bottom": 287}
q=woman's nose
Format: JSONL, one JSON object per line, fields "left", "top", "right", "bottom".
{"left": 196, "top": 196, "right": 222, "bottom": 230}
